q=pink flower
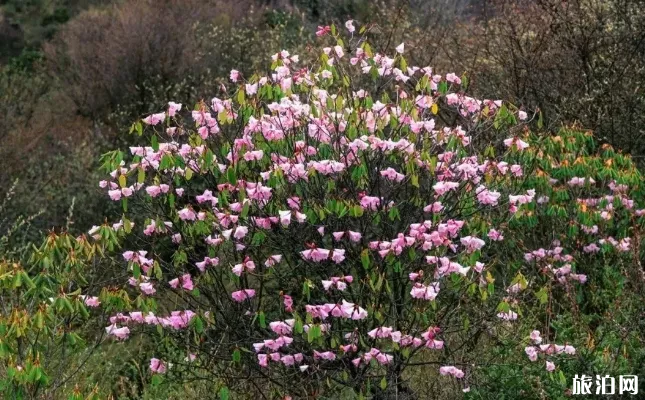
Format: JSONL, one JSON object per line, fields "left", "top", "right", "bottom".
{"left": 546, "top": 361, "right": 555, "bottom": 372}
{"left": 433, "top": 181, "right": 459, "bottom": 196}
{"left": 395, "top": 43, "right": 405, "bottom": 54}
{"left": 345, "top": 20, "right": 355, "bottom": 33}
{"left": 245, "top": 83, "right": 258, "bottom": 95}
{"left": 139, "top": 282, "right": 156, "bottom": 295}
{"left": 84, "top": 296, "right": 100, "bottom": 307}
{"left": 424, "top": 202, "right": 444, "bottom": 213}
{"left": 233, "top": 226, "right": 249, "bottom": 239}
{"left": 506, "top": 283, "right": 522, "bottom": 294}
{"left": 348, "top": 231, "right": 362, "bottom": 242}
{"left": 231, "top": 289, "right": 256, "bottom": 302}
{"left": 150, "top": 358, "right": 167, "bottom": 374}
{"left": 439, "top": 366, "right": 464, "bottom": 379}
{"left": 244, "top": 150, "right": 264, "bottom": 162}
{"left": 269, "top": 321, "right": 294, "bottom": 336}
{"left": 474, "top": 262, "right": 485, "bottom": 273}
{"left": 196, "top": 257, "right": 219, "bottom": 272}
{"left": 168, "top": 102, "right": 182, "bottom": 117}
{"left": 488, "top": 229, "right": 504, "bottom": 241}
{"left": 410, "top": 283, "right": 440, "bottom": 301}
{"left": 331, "top": 249, "right": 346, "bottom": 263}
{"left": 313, "top": 350, "right": 336, "bottom": 361}
{"left": 446, "top": 73, "right": 462, "bottom": 84}
{"left": 232, "top": 258, "right": 256, "bottom": 276}
{"left": 518, "top": 110, "right": 528, "bottom": 120}
{"left": 340, "top": 300, "right": 368, "bottom": 320}
{"left": 503, "top": 137, "right": 530, "bottom": 151}
{"left": 287, "top": 197, "right": 301, "bottom": 210}
{"left": 530, "top": 330, "right": 542, "bottom": 344}
{"left": 283, "top": 294, "right": 294, "bottom": 312}
{"left": 380, "top": 167, "right": 405, "bottom": 182}
{"left": 257, "top": 354, "right": 268, "bottom": 367}
{"left": 525, "top": 346, "right": 538, "bottom": 361}
{"left": 316, "top": 25, "right": 331, "bottom": 37}
{"left": 178, "top": 208, "right": 196, "bottom": 221}
{"left": 301, "top": 248, "right": 331, "bottom": 262}
{"left": 460, "top": 236, "right": 485, "bottom": 252}
{"left": 146, "top": 185, "right": 162, "bottom": 197}
{"left": 264, "top": 255, "right": 282, "bottom": 267}
{"left": 230, "top": 69, "right": 240, "bottom": 82}
{"left": 106, "top": 324, "right": 130, "bottom": 340}
{"left": 180, "top": 274, "right": 194, "bottom": 291}
{"left": 281, "top": 77, "right": 292, "bottom": 92}
{"left": 279, "top": 210, "right": 292, "bottom": 226}
{"left": 108, "top": 189, "right": 122, "bottom": 201}
{"left": 360, "top": 195, "right": 380, "bottom": 211}
{"left": 497, "top": 310, "right": 518, "bottom": 321}
{"left": 143, "top": 112, "right": 166, "bottom": 126}
{"left": 476, "top": 186, "right": 501, "bottom": 206}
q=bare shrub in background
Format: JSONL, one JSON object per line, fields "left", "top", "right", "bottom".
{"left": 445, "top": 0, "right": 645, "bottom": 160}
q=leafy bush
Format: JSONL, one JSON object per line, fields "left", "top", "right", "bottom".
{"left": 0, "top": 185, "right": 106, "bottom": 399}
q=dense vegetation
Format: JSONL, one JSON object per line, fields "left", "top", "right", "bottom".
{"left": 1, "top": 1, "right": 644, "bottom": 399}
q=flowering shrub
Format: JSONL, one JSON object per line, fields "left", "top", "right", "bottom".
{"left": 83, "top": 21, "right": 645, "bottom": 398}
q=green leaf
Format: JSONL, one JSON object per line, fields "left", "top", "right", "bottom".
{"left": 295, "top": 319, "right": 304, "bottom": 334}
{"left": 193, "top": 316, "right": 204, "bottom": 333}
{"left": 558, "top": 370, "right": 566, "bottom": 385}
{"left": 227, "top": 168, "right": 237, "bottom": 185}
{"left": 232, "top": 348, "right": 241, "bottom": 362}
{"left": 535, "top": 287, "right": 548, "bottom": 305}
{"left": 438, "top": 81, "right": 448, "bottom": 95}
{"left": 151, "top": 374, "right": 163, "bottom": 386}
{"left": 411, "top": 174, "right": 419, "bottom": 187}
{"left": 241, "top": 202, "right": 250, "bottom": 218}
{"left": 496, "top": 301, "right": 510, "bottom": 313}
{"left": 251, "top": 232, "right": 266, "bottom": 245}
{"left": 132, "top": 263, "right": 141, "bottom": 279}
{"left": 151, "top": 135, "right": 159, "bottom": 152}
{"left": 124, "top": 217, "right": 132, "bottom": 233}
{"left": 21, "top": 272, "right": 36, "bottom": 289}
{"left": 361, "top": 249, "right": 370, "bottom": 270}
{"left": 219, "top": 387, "right": 230, "bottom": 400}
{"left": 12, "top": 270, "right": 22, "bottom": 288}
{"left": 137, "top": 168, "right": 145, "bottom": 184}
